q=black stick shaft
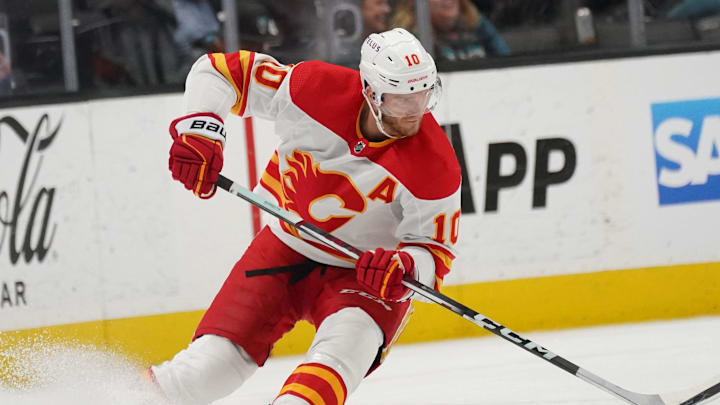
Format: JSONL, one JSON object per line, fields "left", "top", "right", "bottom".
{"left": 680, "top": 381, "right": 720, "bottom": 405}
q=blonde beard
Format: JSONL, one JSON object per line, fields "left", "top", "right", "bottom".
{"left": 381, "top": 115, "right": 423, "bottom": 139}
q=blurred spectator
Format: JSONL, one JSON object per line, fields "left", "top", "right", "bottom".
{"left": 0, "top": 50, "right": 11, "bottom": 96}
{"left": 236, "top": 0, "right": 281, "bottom": 53}
{"left": 0, "top": 11, "right": 9, "bottom": 96}
{"left": 665, "top": 0, "right": 720, "bottom": 19}
{"left": 393, "top": 0, "right": 510, "bottom": 62}
{"left": 3, "top": 1, "right": 65, "bottom": 94}
{"left": 172, "top": 0, "right": 224, "bottom": 78}
{"left": 84, "top": 0, "right": 179, "bottom": 86}
{"left": 363, "top": 0, "right": 392, "bottom": 36}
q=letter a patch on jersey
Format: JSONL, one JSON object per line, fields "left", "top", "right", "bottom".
{"left": 367, "top": 176, "right": 398, "bottom": 203}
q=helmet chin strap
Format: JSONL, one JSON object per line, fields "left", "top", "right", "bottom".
{"left": 362, "top": 89, "right": 400, "bottom": 140}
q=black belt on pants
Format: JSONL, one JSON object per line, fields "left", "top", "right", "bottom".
{"left": 245, "top": 259, "right": 328, "bottom": 285}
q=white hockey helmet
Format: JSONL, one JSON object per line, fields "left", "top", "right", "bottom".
{"left": 359, "top": 28, "right": 441, "bottom": 119}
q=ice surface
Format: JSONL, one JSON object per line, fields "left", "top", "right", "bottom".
{"left": 217, "top": 316, "right": 720, "bottom": 405}
{"left": 1, "top": 316, "right": 718, "bottom": 405}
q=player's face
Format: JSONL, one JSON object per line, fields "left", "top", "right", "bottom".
{"left": 363, "top": 0, "right": 391, "bottom": 34}
{"left": 430, "top": 0, "right": 460, "bottom": 32}
{"left": 377, "top": 91, "right": 430, "bottom": 138}
{"left": 381, "top": 113, "right": 423, "bottom": 139}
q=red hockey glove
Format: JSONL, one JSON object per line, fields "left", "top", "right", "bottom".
{"left": 168, "top": 113, "right": 226, "bottom": 199}
{"left": 356, "top": 248, "right": 415, "bottom": 302}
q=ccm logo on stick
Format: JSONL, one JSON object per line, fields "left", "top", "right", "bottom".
{"left": 651, "top": 98, "right": 720, "bottom": 205}
{"left": 473, "top": 314, "right": 558, "bottom": 360}
{"left": 485, "top": 138, "right": 576, "bottom": 212}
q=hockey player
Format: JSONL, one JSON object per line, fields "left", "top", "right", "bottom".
{"left": 151, "top": 28, "right": 461, "bottom": 405}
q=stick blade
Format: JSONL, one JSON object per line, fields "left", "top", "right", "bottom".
{"left": 659, "top": 376, "right": 720, "bottom": 405}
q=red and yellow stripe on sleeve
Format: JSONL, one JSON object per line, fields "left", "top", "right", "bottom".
{"left": 276, "top": 362, "right": 348, "bottom": 405}
{"left": 398, "top": 242, "right": 455, "bottom": 290}
{"left": 259, "top": 151, "right": 283, "bottom": 204}
{"left": 208, "top": 51, "right": 255, "bottom": 116}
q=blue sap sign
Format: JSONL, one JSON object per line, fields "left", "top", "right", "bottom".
{"left": 651, "top": 98, "right": 720, "bottom": 205}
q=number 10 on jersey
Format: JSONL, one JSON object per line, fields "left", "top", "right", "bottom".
{"left": 432, "top": 210, "right": 461, "bottom": 245}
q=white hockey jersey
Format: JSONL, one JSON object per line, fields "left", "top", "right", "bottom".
{"left": 182, "top": 51, "right": 461, "bottom": 291}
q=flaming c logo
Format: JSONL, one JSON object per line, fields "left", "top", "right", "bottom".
{"left": 282, "top": 150, "right": 366, "bottom": 233}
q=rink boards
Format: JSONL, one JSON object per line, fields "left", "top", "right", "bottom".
{"left": 1, "top": 50, "right": 719, "bottom": 366}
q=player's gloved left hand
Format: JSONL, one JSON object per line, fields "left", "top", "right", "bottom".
{"left": 356, "top": 248, "right": 415, "bottom": 302}
{"left": 168, "top": 113, "right": 226, "bottom": 199}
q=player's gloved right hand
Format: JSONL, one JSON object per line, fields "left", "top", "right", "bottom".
{"left": 168, "top": 113, "right": 226, "bottom": 199}
{"left": 355, "top": 248, "right": 415, "bottom": 302}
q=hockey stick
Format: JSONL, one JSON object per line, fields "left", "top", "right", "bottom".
{"left": 215, "top": 173, "right": 720, "bottom": 405}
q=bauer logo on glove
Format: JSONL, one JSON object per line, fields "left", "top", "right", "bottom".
{"left": 189, "top": 119, "right": 226, "bottom": 139}
{"left": 168, "top": 113, "right": 225, "bottom": 199}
